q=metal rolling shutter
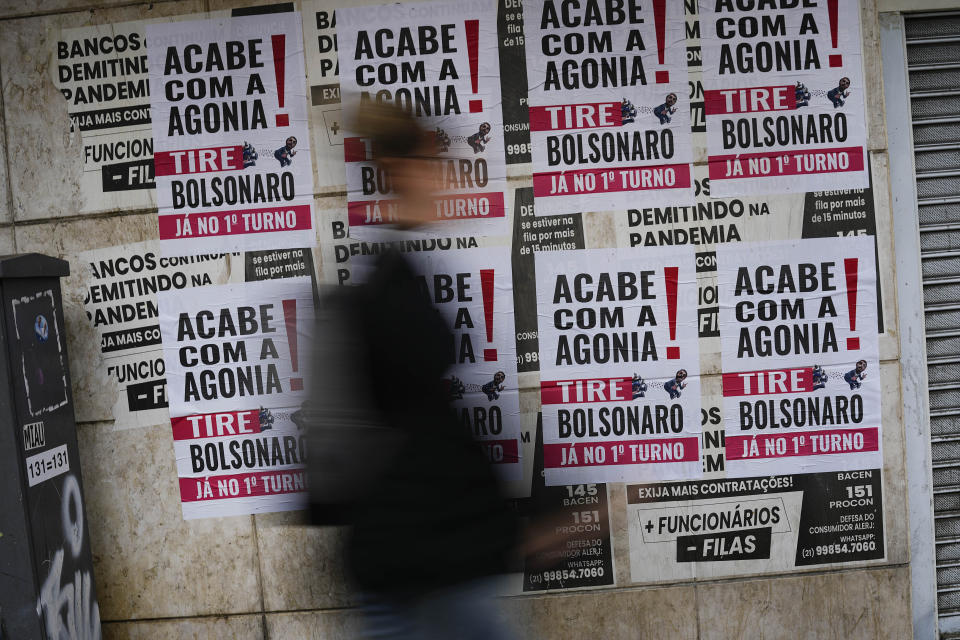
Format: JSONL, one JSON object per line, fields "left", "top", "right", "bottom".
{"left": 907, "top": 12, "right": 960, "bottom": 629}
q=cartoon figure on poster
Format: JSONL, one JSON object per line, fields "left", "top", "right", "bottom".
{"left": 664, "top": 368, "right": 687, "bottom": 399}
{"left": 242, "top": 142, "right": 258, "bottom": 168}
{"left": 436, "top": 128, "right": 452, "bottom": 153}
{"left": 795, "top": 82, "right": 811, "bottom": 108}
{"left": 845, "top": 359, "right": 868, "bottom": 390}
{"left": 274, "top": 136, "right": 298, "bottom": 167}
{"left": 828, "top": 77, "right": 851, "bottom": 109}
{"left": 621, "top": 98, "right": 637, "bottom": 125}
{"left": 258, "top": 406, "right": 274, "bottom": 431}
{"left": 812, "top": 364, "right": 827, "bottom": 390}
{"left": 482, "top": 371, "right": 506, "bottom": 401}
{"left": 535, "top": 246, "right": 702, "bottom": 485}
{"left": 447, "top": 375, "right": 466, "bottom": 400}
{"left": 653, "top": 94, "right": 678, "bottom": 125}
{"left": 631, "top": 374, "right": 647, "bottom": 399}
{"left": 467, "top": 123, "right": 492, "bottom": 154}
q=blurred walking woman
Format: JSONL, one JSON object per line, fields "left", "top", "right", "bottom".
{"left": 300, "top": 102, "right": 519, "bottom": 640}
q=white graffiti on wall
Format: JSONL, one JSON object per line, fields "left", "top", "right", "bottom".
{"left": 36, "top": 474, "right": 101, "bottom": 640}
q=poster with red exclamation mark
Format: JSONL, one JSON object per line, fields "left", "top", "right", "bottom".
{"left": 534, "top": 246, "right": 702, "bottom": 485}
{"left": 405, "top": 247, "right": 522, "bottom": 483}
{"left": 157, "top": 277, "right": 315, "bottom": 519}
{"left": 698, "top": 0, "right": 869, "bottom": 196}
{"left": 716, "top": 236, "right": 881, "bottom": 478}
{"left": 146, "top": 13, "right": 317, "bottom": 257}
{"left": 522, "top": 0, "right": 694, "bottom": 216}
{"left": 335, "top": 2, "right": 509, "bottom": 240}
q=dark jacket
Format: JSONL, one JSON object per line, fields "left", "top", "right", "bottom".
{"left": 307, "top": 249, "right": 517, "bottom": 594}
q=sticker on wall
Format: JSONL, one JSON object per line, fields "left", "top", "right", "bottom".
{"left": 146, "top": 12, "right": 317, "bottom": 255}
{"left": 698, "top": 0, "right": 869, "bottom": 195}
{"left": 716, "top": 236, "right": 881, "bottom": 477}
{"left": 12, "top": 290, "right": 69, "bottom": 417}
{"left": 25, "top": 444, "right": 70, "bottom": 488}
{"left": 23, "top": 421, "right": 46, "bottom": 451}
{"left": 523, "top": 0, "right": 694, "bottom": 215}
{"left": 535, "top": 246, "right": 701, "bottom": 485}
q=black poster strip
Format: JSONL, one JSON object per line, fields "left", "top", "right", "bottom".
{"left": 497, "top": 0, "right": 532, "bottom": 165}
{"left": 515, "top": 416, "right": 615, "bottom": 591}
{"left": 126, "top": 379, "right": 167, "bottom": 411}
{"left": 101, "top": 159, "right": 155, "bottom": 192}
{"left": 71, "top": 105, "right": 150, "bottom": 132}
{"left": 100, "top": 324, "right": 161, "bottom": 353}
{"left": 231, "top": 3, "right": 295, "bottom": 16}
{"left": 677, "top": 527, "right": 772, "bottom": 562}
{"left": 794, "top": 470, "right": 884, "bottom": 566}
{"left": 510, "top": 187, "right": 584, "bottom": 373}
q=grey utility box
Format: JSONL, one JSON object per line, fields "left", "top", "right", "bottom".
{"left": 0, "top": 254, "right": 100, "bottom": 639}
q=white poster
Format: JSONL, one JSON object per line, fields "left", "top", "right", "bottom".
{"left": 625, "top": 468, "right": 885, "bottom": 582}
{"left": 81, "top": 242, "right": 231, "bottom": 428}
{"left": 535, "top": 247, "right": 701, "bottom": 484}
{"left": 336, "top": 0, "right": 509, "bottom": 238}
{"left": 716, "top": 237, "right": 881, "bottom": 477}
{"left": 615, "top": 160, "right": 891, "bottom": 362}
{"left": 146, "top": 13, "right": 316, "bottom": 255}
{"left": 407, "top": 247, "right": 523, "bottom": 482}
{"left": 523, "top": 0, "right": 694, "bottom": 215}
{"left": 699, "top": 0, "right": 868, "bottom": 195}
{"left": 157, "top": 278, "right": 314, "bottom": 518}
{"left": 301, "top": 0, "right": 387, "bottom": 191}
{"left": 51, "top": 7, "right": 303, "bottom": 210}
{"left": 53, "top": 20, "right": 156, "bottom": 206}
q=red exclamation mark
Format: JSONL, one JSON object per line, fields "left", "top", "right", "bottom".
{"left": 271, "top": 35, "right": 289, "bottom": 127}
{"left": 465, "top": 20, "right": 482, "bottom": 113}
{"left": 827, "top": 0, "right": 842, "bottom": 68}
{"left": 664, "top": 266, "right": 679, "bottom": 359}
{"left": 844, "top": 258, "right": 859, "bottom": 350}
{"left": 282, "top": 299, "right": 303, "bottom": 390}
{"left": 480, "top": 269, "right": 497, "bottom": 361}
{"left": 653, "top": 0, "right": 669, "bottom": 84}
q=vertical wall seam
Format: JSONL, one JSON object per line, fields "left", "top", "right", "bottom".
{"left": 251, "top": 515, "right": 270, "bottom": 640}
{"left": 0, "top": 54, "right": 17, "bottom": 252}
{"left": 694, "top": 581, "right": 702, "bottom": 640}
